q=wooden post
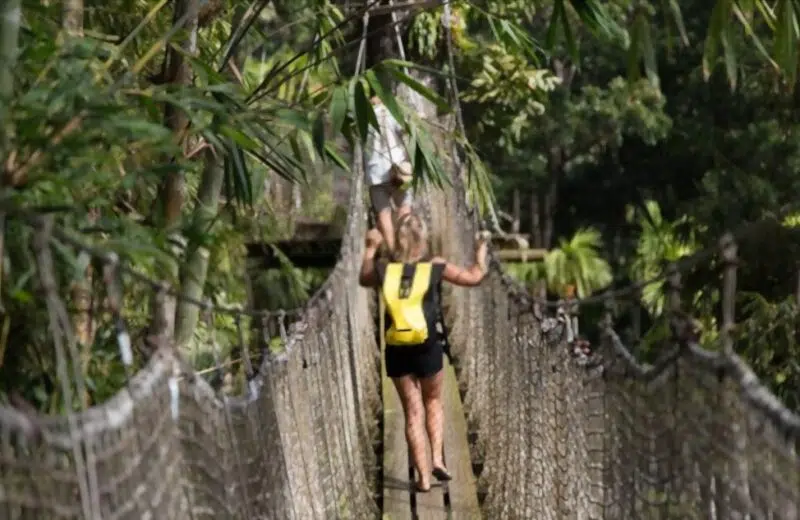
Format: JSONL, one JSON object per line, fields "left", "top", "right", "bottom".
{"left": 602, "top": 294, "right": 615, "bottom": 331}
{"left": 630, "top": 286, "right": 642, "bottom": 343}
{"left": 719, "top": 233, "right": 738, "bottom": 353}
{"left": 795, "top": 262, "right": 800, "bottom": 307}
{"left": 666, "top": 263, "right": 681, "bottom": 315}
{"left": 512, "top": 188, "right": 520, "bottom": 234}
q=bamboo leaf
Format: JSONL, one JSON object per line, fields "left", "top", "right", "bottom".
{"left": 219, "top": 124, "right": 260, "bottom": 151}
{"left": 702, "top": 0, "right": 726, "bottom": 81}
{"left": 667, "top": 0, "right": 690, "bottom": 46}
{"left": 225, "top": 139, "right": 253, "bottom": 208}
{"left": 721, "top": 20, "right": 738, "bottom": 89}
{"left": 545, "top": 0, "right": 562, "bottom": 51}
{"left": 366, "top": 66, "right": 405, "bottom": 130}
{"left": 560, "top": 0, "right": 580, "bottom": 64}
{"left": 352, "top": 78, "right": 378, "bottom": 142}
{"left": 311, "top": 111, "right": 326, "bottom": 161}
{"left": 732, "top": 4, "right": 778, "bottom": 71}
{"left": 773, "top": 0, "right": 799, "bottom": 87}
{"left": 567, "top": 0, "right": 626, "bottom": 41}
{"left": 627, "top": 11, "right": 643, "bottom": 81}
{"left": 639, "top": 12, "right": 659, "bottom": 87}
{"left": 329, "top": 84, "right": 347, "bottom": 134}
{"left": 384, "top": 66, "right": 452, "bottom": 114}
{"left": 324, "top": 143, "right": 348, "bottom": 171}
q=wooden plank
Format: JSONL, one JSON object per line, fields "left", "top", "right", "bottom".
{"left": 440, "top": 356, "right": 482, "bottom": 520}
{"left": 494, "top": 248, "right": 548, "bottom": 262}
{"left": 381, "top": 300, "right": 481, "bottom": 519}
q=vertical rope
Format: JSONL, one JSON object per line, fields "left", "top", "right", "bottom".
{"left": 31, "top": 217, "right": 95, "bottom": 520}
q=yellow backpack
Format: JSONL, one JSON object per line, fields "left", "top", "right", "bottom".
{"left": 381, "top": 262, "right": 432, "bottom": 346}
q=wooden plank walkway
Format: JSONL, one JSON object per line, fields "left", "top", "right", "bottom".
{"left": 380, "top": 299, "right": 481, "bottom": 519}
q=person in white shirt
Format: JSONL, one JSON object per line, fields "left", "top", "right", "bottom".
{"left": 363, "top": 94, "right": 413, "bottom": 254}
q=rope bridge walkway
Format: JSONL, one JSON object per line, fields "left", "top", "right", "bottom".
{"left": 3, "top": 100, "right": 800, "bottom": 520}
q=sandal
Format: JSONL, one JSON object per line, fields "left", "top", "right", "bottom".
{"left": 414, "top": 481, "right": 432, "bottom": 493}
{"left": 432, "top": 466, "right": 453, "bottom": 482}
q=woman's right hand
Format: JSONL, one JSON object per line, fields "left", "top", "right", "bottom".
{"left": 475, "top": 231, "right": 490, "bottom": 271}
{"left": 365, "top": 228, "right": 384, "bottom": 252}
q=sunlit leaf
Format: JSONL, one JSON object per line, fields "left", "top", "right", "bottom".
{"left": 384, "top": 66, "right": 452, "bottom": 114}
{"left": 366, "top": 67, "right": 405, "bottom": 131}
{"left": 329, "top": 84, "right": 347, "bottom": 134}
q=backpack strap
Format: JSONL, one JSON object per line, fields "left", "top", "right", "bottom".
{"left": 431, "top": 269, "right": 453, "bottom": 362}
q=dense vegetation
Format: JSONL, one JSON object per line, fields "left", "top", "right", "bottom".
{"left": 2, "top": 0, "right": 800, "bottom": 412}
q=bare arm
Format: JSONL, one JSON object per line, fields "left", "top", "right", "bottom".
{"left": 359, "top": 248, "right": 379, "bottom": 287}
{"left": 437, "top": 260, "right": 485, "bottom": 286}
{"left": 432, "top": 234, "right": 490, "bottom": 287}
{"left": 359, "top": 228, "right": 384, "bottom": 287}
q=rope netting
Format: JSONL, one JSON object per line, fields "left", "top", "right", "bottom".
{"left": 416, "top": 76, "right": 800, "bottom": 517}
{"left": 0, "top": 158, "right": 381, "bottom": 519}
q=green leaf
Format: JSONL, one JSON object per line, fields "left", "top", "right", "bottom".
{"left": 720, "top": 22, "right": 738, "bottom": 90}
{"left": 352, "top": 78, "right": 373, "bottom": 142}
{"left": 560, "top": 0, "right": 580, "bottom": 64}
{"left": 384, "top": 66, "right": 452, "bottom": 114}
{"left": 667, "top": 0, "right": 690, "bottom": 46}
{"left": 311, "top": 112, "right": 325, "bottom": 160}
{"left": 273, "top": 107, "right": 311, "bottom": 132}
{"left": 639, "top": 12, "right": 659, "bottom": 87}
{"left": 224, "top": 139, "right": 254, "bottom": 208}
{"left": 219, "top": 124, "right": 260, "bottom": 150}
{"left": 324, "top": 143, "right": 349, "bottom": 171}
{"left": 627, "top": 11, "right": 644, "bottom": 81}
{"left": 545, "top": 0, "right": 562, "bottom": 50}
{"left": 732, "top": 4, "right": 778, "bottom": 72}
{"left": 329, "top": 85, "right": 348, "bottom": 134}
{"left": 773, "top": 0, "right": 799, "bottom": 88}
{"left": 366, "top": 67, "right": 405, "bottom": 131}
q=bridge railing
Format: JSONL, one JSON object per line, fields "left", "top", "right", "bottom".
{"left": 411, "top": 67, "right": 800, "bottom": 518}
{"left": 0, "top": 158, "right": 381, "bottom": 520}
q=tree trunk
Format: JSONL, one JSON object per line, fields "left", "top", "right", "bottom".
{"left": 174, "top": 2, "right": 252, "bottom": 349}
{"left": 156, "top": 0, "right": 199, "bottom": 229}
{"left": 530, "top": 188, "right": 542, "bottom": 248}
{"left": 537, "top": 60, "right": 574, "bottom": 251}
{"left": 61, "top": 0, "right": 94, "bottom": 353}
{"left": 542, "top": 146, "right": 563, "bottom": 250}
{"left": 149, "top": 0, "right": 199, "bottom": 344}
{"left": 174, "top": 150, "right": 225, "bottom": 348}
{"left": 63, "top": 0, "right": 83, "bottom": 36}
{"left": 0, "top": 0, "right": 21, "bottom": 316}
{"left": 511, "top": 188, "right": 520, "bottom": 233}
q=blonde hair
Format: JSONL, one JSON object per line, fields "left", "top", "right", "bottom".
{"left": 394, "top": 213, "right": 428, "bottom": 263}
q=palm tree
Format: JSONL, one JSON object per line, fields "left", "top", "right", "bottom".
{"left": 542, "top": 227, "right": 613, "bottom": 299}
{"left": 628, "top": 200, "right": 699, "bottom": 316}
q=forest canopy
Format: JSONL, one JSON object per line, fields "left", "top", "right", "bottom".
{"left": 2, "top": 0, "right": 800, "bottom": 411}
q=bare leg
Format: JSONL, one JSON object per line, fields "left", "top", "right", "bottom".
{"left": 420, "top": 369, "right": 446, "bottom": 472}
{"left": 375, "top": 206, "right": 395, "bottom": 253}
{"left": 396, "top": 200, "right": 411, "bottom": 219}
{"left": 394, "top": 186, "right": 413, "bottom": 220}
{"left": 392, "top": 375, "right": 431, "bottom": 489}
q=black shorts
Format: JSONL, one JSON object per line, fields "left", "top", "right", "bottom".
{"left": 385, "top": 342, "right": 443, "bottom": 379}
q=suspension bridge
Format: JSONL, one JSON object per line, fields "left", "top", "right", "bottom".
{"left": 2, "top": 87, "right": 800, "bottom": 520}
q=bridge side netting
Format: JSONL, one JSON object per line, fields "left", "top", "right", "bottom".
{"left": 0, "top": 159, "right": 381, "bottom": 519}
{"left": 412, "top": 73, "right": 800, "bottom": 519}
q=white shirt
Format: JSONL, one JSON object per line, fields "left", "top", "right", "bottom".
{"left": 363, "top": 103, "right": 408, "bottom": 186}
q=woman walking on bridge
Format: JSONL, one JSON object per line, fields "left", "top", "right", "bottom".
{"left": 359, "top": 213, "right": 489, "bottom": 492}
